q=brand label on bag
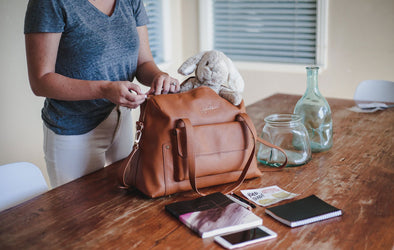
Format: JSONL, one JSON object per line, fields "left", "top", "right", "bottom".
{"left": 200, "top": 104, "right": 220, "bottom": 114}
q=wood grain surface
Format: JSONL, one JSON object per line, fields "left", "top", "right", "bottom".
{"left": 0, "top": 94, "right": 393, "bottom": 249}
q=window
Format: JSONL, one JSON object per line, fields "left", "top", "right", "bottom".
{"left": 199, "top": 0, "right": 327, "bottom": 68}
{"left": 144, "top": 0, "right": 164, "bottom": 64}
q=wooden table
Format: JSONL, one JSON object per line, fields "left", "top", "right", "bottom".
{"left": 0, "top": 94, "right": 393, "bottom": 249}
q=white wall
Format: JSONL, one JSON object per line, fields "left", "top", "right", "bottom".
{"left": 0, "top": 1, "right": 48, "bottom": 182}
{"left": 1, "top": 0, "right": 393, "bottom": 186}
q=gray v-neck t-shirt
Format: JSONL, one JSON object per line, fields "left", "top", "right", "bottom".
{"left": 24, "top": 0, "right": 149, "bottom": 135}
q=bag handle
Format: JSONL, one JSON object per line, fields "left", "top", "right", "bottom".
{"left": 119, "top": 121, "right": 144, "bottom": 189}
{"left": 237, "top": 113, "right": 288, "bottom": 172}
{"left": 177, "top": 113, "right": 287, "bottom": 196}
{"left": 176, "top": 118, "right": 252, "bottom": 196}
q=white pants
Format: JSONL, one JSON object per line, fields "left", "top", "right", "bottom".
{"left": 43, "top": 106, "right": 133, "bottom": 188}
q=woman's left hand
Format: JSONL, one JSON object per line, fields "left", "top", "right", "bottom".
{"left": 147, "top": 73, "right": 180, "bottom": 95}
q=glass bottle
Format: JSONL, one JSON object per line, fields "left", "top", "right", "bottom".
{"left": 294, "top": 66, "right": 333, "bottom": 152}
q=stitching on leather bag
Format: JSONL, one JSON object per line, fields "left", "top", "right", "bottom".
{"left": 162, "top": 143, "right": 171, "bottom": 196}
{"left": 172, "top": 128, "right": 186, "bottom": 182}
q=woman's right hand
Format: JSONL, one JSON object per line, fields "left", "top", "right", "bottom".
{"left": 101, "top": 81, "right": 147, "bottom": 109}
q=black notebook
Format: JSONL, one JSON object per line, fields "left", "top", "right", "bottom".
{"left": 265, "top": 195, "right": 342, "bottom": 227}
{"left": 165, "top": 192, "right": 262, "bottom": 238}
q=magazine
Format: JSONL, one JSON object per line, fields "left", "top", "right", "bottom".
{"left": 241, "top": 185, "right": 299, "bottom": 207}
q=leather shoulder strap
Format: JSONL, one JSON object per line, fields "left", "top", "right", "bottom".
{"left": 119, "top": 144, "right": 139, "bottom": 189}
{"left": 178, "top": 115, "right": 258, "bottom": 196}
{"left": 119, "top": 120, "right": 145, "bottom": 189}
{"left": 238, "top": 113, "right": 288, "bottom": 171}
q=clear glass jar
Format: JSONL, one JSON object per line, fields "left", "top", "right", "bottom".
{"left": 257, "top": 114, "right": 311, "bottom": 167}
{"left": 294, "top": 66, "right": 333, "bottom": 152}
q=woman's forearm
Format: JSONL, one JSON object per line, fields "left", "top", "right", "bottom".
{"left": 29, "top": 71, "right": 108, "bottom": 101}
{"left": 135, "top": 26, "right": 179, "bottom": 95}
{"left": 25, "top": 33, "right": 146, "bottom": 108}
{"left": 28, "top": 71, "right": 145, "bottom": 108}
{"left": 25, "top": 33, "right": 108, "bottom": 101}
{"left": 135, "top": 60, "right": 167, "bottom": 87}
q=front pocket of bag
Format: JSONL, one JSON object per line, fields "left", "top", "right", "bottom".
{"left": 173, "top": 121, "right": 252, "bottom": 181}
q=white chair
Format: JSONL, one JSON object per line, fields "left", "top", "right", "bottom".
{"left": 0, "top": 162, "right": 48, "bottom": 212}
{"left": 354, "top": 80, "right": 394, "bottom": 102}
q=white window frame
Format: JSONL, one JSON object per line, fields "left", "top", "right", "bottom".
{"left": 199, "top": 0, "right": 328, "bottom": 72}
{"left": 160, "top": 0, "right": 172, "bottom": 67}
{"left": 145, "top": 0, "right": 172, "bottom": 69}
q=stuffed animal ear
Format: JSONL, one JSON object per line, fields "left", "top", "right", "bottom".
{"left": 177, "top": 51, "right": 206, "bottom": 76}
{"left": 225, "top": 56, "right": 245, "bottom": 92}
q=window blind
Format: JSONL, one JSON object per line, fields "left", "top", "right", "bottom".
{"left": 213, "top": 0, "right": 317, "bottom": 64}
{"left": 144, "top": 0, "right": 164, "bottom": 63}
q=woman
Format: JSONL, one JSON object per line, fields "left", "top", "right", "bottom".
{"left": 24, "top": 0, "right": 179, "bottom": 187}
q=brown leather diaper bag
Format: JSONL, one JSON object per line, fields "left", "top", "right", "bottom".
{"left": 119, "top": 87, "right": 287, "bottom": 198}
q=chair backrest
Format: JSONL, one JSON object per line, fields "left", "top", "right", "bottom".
{"left": 0, "top": 162, "right": 48, "bottom": 212}
{"left": 354, "top": 80, "right": 394, "bottom": 102}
